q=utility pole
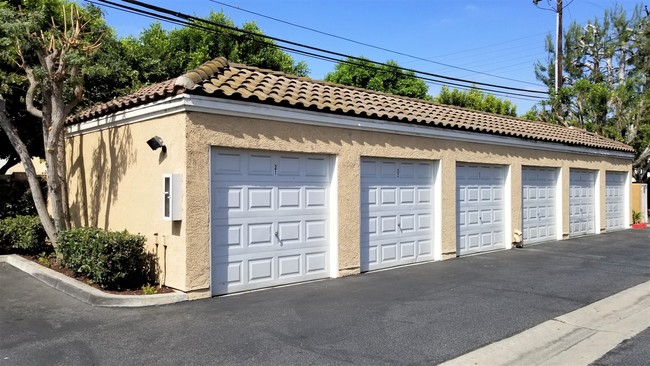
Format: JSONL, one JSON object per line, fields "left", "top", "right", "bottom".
{"left": 555, "top": 0, "right": 563, "bottom": 94}
{"left": 533, "top": 0, "right": 564, "bottom": 93}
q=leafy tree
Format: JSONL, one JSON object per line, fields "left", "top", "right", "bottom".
{"left": 631, "top": 7, "right": 650, "bottom": 180}
{"left": 324, "top": 57, "right": 430, "bottom": 100}
{"left": 0, "top": 4, "right": 313, "bottom": 245}
{"left": 0, "top": 0, "right": 108, "bottom": 245}
{"left": 433, "top": 86, "right": 517, "bottom": 116}
{"left": 121, "top": 12, "right": 308, "bottom": 88}
{"left": 534, "top": 5, "right": 644, "bottom": 135}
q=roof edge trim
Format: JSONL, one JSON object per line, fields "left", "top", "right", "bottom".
{"left": 65, "top": 94, "right": 635, "bottom": 160}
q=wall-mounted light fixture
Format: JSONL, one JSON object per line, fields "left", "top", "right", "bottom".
{"left": 146, "top": 136, "right": 167, "bottom": 154}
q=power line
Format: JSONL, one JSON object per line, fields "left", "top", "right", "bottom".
{"left": 209, "top": 0, "right": 545, "bottom": 88}
{"left": 418, "top": 33, "right": 548, "bottom": 61}
{"left": 90, "top": 0, "right": 547, "bottom": 100}
{"left": 114, "top": 0, "right": 548, "bottom": 97}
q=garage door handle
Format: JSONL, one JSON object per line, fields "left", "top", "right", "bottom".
{"left": 275, "top": 231, "right": 283, "bottom": 246}
{"left": 398, "top": 223, "right": 402, "bottom": 232}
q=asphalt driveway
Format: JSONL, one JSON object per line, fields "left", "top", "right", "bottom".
{"left": 1, "top": 229, "right": 649, "bottom": 365}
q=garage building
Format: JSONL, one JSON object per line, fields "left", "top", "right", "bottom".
{"left": 67, "top": 58, "right": 633, "bottom": 298}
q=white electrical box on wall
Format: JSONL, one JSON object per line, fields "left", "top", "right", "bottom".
{"left": 163, "top": 174, "right": 182, "bottom": 221}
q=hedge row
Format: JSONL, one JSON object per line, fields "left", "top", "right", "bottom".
{"left": 0, "top": 213, "right": 153, "bottom": 290}
{"left": 0, "top": 215, "right": 48, "bottom": 255}
{"left": 56, "top": 227, "right": 154, "bottom": 290}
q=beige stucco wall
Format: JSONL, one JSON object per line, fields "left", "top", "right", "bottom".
{"left": 67, "top": 109, "right": 632, "bottom": 296}
{"left": 183, "top": 112, "right": 631, "bottom": 294}
{"left": 631, "top": 183, "right": 647, "bottom": 223}
{"left": 67, "top": 114, "right": 188, "bottom": 290}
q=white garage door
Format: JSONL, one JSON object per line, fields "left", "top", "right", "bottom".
{"left": 211, "top": 149, "right": 331, "bottom": 295}
{"left": 457, "top": 164, "right": 506, "bottom": 255}
{"left": 569, "top": 169, "right": 596, "bottom": 236}
{"left": 522, "top": 167, "right": 558, "bottom": 245}
{"left": 605, "top": 171, "right": 626, "bottom": 230}
{"left": 360, "top": 158, "right": 434, "bottom": 272}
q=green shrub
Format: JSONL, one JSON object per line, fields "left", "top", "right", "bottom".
{"left": 0, "top": 215, "right": 49, "bottom": 255}
{"left": 57, "top": 227, "right": 152, "bottom": 290}
{"left": 141, "top": 283, "right": 158, "bottom": 295}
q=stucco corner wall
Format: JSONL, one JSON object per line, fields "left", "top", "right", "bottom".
{"left": 66, "top": 113, "right": 188, "bottom": 291}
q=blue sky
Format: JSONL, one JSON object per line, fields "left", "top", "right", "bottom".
{"left": 98, "top": 0, "right": 641, "bottom": 115}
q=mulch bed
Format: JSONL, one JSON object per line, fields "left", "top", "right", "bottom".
{"left": 22, "top": 255, "right": 175, "bottom": 295}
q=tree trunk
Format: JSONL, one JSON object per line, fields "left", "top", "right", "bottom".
{"left": 0, "top": 98, "right": 57, "bottom": 245}
{"left": 48, "top": 83, "right": 69, "bottom": 233}
{"left": 56, "top": 128, "right": 70, "bottom": 228}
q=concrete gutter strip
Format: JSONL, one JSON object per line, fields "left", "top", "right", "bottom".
{"left": 0, "top": 255, "right": 187, "bottom": 307}
{"left": 439, "top": 280, "right": 650, "bottom": 366}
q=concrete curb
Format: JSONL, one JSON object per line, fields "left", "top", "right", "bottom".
{"left": 439, "top": 280, "right": 650, "bottom": 366}
{"left": 0, "top": 254, "right": 187, "bottom": 307}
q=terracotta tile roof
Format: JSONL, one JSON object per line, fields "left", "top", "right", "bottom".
{"left": 70, "top": 57, "right": 634, "bottom": 153}
{"left": 71, "top": 78, "right": 180, "bottom": 122}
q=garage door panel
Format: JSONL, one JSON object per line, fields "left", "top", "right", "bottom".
{"left": 305, "top": 220, "right": 327, "bottom": 240}
{"left": 480, "top": 210, "right": 492, "bottom": 224}
{"left": 249, "top": 223, "right": 274, "bottom": 246}
{"left": 418, "top": 240, "right": 432, "bottom": 256}
{"left": 399, "top": 215, "right": 415, "bottom": 231}
{"left": 214, "top": 188, "right": 244, "bottom": 211}
{"left": 569, "top": 169, "right": 596, "bottom": 236}
{"left": 381, "top": 188, "right": 397, "bottom": 205}
{"left": 381, "top": 243, "right": 398, "bottom": 262}
{"left": 305, "top": 252, "right": 327, "bottom": 273}
{"left": 418, "top": 214, "right": 431, "bottom": 229}
{"left": 361, "top": 158, "right": 435, "bottom": 271}
{"left": 606, "top": 172, "right": 626, "bottom": 230}
{"left": 362, "top": 187, "right": 377, "bottom": 205}
{"left": 380, "top": 216, "right": 398, "bottom": 234}
{"left": 211, "top": 149, "right": 331, "bottom": 295}
{"left": 249, "top": 188, "right": 273, "bottom": 210}
{"left": 215, "top": 248, "right": 329, "bottom": 289}
{"left": 248, "top": 154, "right": 274, "bottom": 176}
{"left": 278, "top": 255, "right": 301, "bottom": 278}
{"left": 249, "top": 258, "right": 273, "bottom": 282}
{"left": 305, "top": 188, "right": 327, "bottom": 208}
{"left": 305, "top": 158, "right": 328, "bottom": 177}
{"left": 523, "top": 167, "right": 558, "bottom": 245}
{"left": 457, "top": 164, "right": 506, "bottom": 255}
{"left": 467, "top": 210, "right": 479, "bottom": 225}
{"left": 400, "top": 188, "right": 415, "bottom": 204}
{"left": 278, "top": 221, "right": 300, "bottom": 242}
{"left": 400, "top": 241, "right": 415, "bottom": 259}
{"left": 418, "top": 188, "right": 431, "bottom": 204}
{"left": 467, "top": 234, "right": 480, "bottom": 249}
{"left": 399, "top": 163, "right": 415, "bottom": 178}
{"left": 278, "top": 188, "right": 300, "bottom": 208}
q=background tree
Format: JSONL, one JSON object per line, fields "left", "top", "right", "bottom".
{"left": 630, "top": 6, "right": 650, "bottom": 181}
{"left": 121, "top": 12, "right": 308, "bottom": 88}
{"left": 533, "top": 4, "right": 650, "bottom": 178}
{"left": 433, "top": 86, "right": 517, "bottom": 116}
{"left": 0, "top": 4, "right": 314, "bottom": 245}
{"left": 324, "top": 57, "right": 430, "bottom": 100}
{"left": 0, "top": 0, "right": 108, "bottom": 244}
{"left": 533, "top": 5, "right": 644, "bottom": 136}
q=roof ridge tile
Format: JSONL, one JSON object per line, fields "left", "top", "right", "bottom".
{"left": 68, "top": 57, "right": 634, "bottom": 154}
